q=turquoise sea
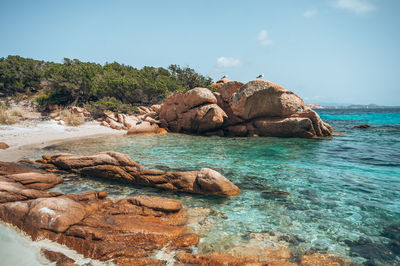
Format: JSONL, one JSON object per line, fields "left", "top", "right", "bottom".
{"left": 2, "top": 108, "right": 400, "bottom": 265}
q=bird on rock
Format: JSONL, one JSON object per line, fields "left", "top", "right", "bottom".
{"left": 256, "top": 74, "right": 264, "bottom": 79}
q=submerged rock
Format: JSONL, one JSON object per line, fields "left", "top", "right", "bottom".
{"left": 38, "top": 152, "right": 242, "bottom": 196}
{"left": 354, "top": 124, "right": 371, "bottom": 129}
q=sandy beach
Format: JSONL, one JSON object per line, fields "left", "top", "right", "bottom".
{"left": 0, "top": 121, "right": 125, "bottom": 162}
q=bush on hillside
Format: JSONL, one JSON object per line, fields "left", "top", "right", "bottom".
{"left": 83, "top": 97, "right": 137, "bottom": 118}
{"left": 0, "top": 103, "right": 20, "bottom": 125}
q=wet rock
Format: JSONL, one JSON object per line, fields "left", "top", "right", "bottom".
{"left": 0, "top": 142, "right": 9, "bottom": 150}
{"left": 40, "top": 249, "right": 77, "bottom": 266}
{"left": 354, "top": 124, "right": 371, "bottom": 129}
{"left": 40, "top": 152, "right": 241, "bottom": 196}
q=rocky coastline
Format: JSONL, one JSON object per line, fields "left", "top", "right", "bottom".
{"left": 0, "top": 80, "right": 345, "bottom": 265}
{"left": 96, "top": 78, "right": 333, "bottom": 138}
{"left": 33, "top": 151, "right": 242, "bottom": 196}
{"left": 0, "top": 153, "right": 354, "bottom": 265}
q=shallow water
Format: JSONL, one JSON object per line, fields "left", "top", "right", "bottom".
{"left": 4, "top": 108, "right": 400, "bottom": 265}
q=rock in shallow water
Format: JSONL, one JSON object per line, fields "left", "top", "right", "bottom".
{"left": 39, "top": 152, "right": 242, "bottom": 196}
{"left": 0, "top": 161, "right": 353, "bottom": 265}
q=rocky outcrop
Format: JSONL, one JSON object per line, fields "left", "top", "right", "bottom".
{"left": 230, "top": 80, "right": 304, "bottom": 119}
{"left": 37, "top": 152, "right": 242, "bottom": 196}
{"left": 0, "top": 161, "right": 198, "bottom": 265}
{"left": 0, "top": 161, "right": 353, "bottom": 265}
{"left": 159, "top": 88, "right": 227, "bottom": 133}
{"left": 160, "top": 79, "right": 333, "bottom": 138}
{"left": 100, "top": 106, "right": 167, "bottom": 136}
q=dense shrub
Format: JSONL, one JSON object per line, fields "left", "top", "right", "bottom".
{"left": 0, "top": 56, "right": 213, "bottom": 112}
{"left": 83, "top": 97, "right": 137, "bottom": 118}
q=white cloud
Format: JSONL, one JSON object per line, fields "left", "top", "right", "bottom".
{"left": 216, "top": 57, "right": 242, "bottom": 68}
{"left": 333, "top": 0, "right": 375, "bottom": 14}
{"left": 303, "top": 8, "right": 317, "bottom": 18}
{"left": 257, "top": 29, "right": 274, "bottom": 46}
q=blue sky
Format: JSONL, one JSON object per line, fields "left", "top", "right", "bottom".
{"left": 1, "top": 0, "right": 399, "bottom": 105}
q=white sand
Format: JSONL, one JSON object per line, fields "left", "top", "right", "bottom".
{"left": 0, "top": 121, "right": 125, "bottom": 162}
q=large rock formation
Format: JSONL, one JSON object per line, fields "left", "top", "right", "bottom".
{"left": 37, "top": 152, "right": 242, "bottom": 196}
{"left": 159, "top": 88, "right": 227, "bottom": 133}
{"left": 159, "top": 79, "right": 333, "bottom": 138}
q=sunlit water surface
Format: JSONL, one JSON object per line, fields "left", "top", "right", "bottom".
{"left": 4, "top": 108, "right": 400, "bottom": 265}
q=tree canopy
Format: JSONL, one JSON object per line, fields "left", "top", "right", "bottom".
{"left": 0, "top": 55, "right": 213, "bottom": 109}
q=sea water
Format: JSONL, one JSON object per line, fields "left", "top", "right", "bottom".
{"left": 2, "top": 108, "right": 400, "bottom": 265}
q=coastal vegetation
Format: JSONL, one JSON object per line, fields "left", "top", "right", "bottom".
{"left": 0, "top": 55, "right": 213, "bottom": 112}
{"left": 0, "top": 102, "right": 22, "bottom": 125}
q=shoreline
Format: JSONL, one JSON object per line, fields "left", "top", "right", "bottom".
{"left": 0, "top": 121, "right": 125, "bottom": 162}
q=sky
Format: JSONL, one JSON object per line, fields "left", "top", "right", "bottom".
{"left": 0, "top": 0, "right": 399, "bottom": 105}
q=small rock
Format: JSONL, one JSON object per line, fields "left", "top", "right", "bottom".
{"left": 354, "top": 124, "right": 371, "bottom": 129}
{"left": 0, "top": 142, "right": 9, "bottom": 150}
